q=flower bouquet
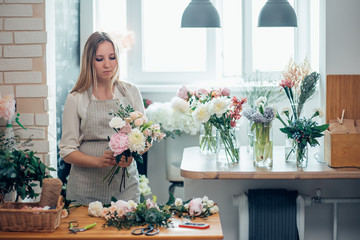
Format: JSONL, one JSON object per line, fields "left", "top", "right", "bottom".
{"left": 178, "top": 86, "right": 247, "bottom": 163}
{"left": 243, "top": 97, "right": 276, "bottom": 167}
{"left": 177, "top": 86, "right": 234, "bottom": 154}
{"left": 104, "top": 103, "right": 165, "bottom": 191}
{"left": 87, "top": 194, "right": 219, "bottom": 230}
{"left": 279, "top": 58, "right": 321, "bottom": 161}
{"left": 277, "top": 110, "right": 329, "bottom": 167}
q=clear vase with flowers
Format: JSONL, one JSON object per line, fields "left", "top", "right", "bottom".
{"left": 243, "top": 97, "right": 276, "bottom": 168}
{"left": 279, "top": 57, "right": 320, "bottom": 162}
{"left": 276, "top": 110, "right": 329, "bottom": 168}
{"left": 176, "top": 86, "right": 247, "bottom": 164}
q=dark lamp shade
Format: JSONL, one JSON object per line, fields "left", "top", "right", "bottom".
{"left": 258, "top": 0, "right": 297, "bottom": 27}
{"left": 181, "top": 0, "right": 221, "bottom": 28}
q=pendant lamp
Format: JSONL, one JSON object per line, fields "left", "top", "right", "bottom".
{"left": 258, "top": 0, "right": 297, "bottom": 27}
{"left": 181, "top": 0, "right": 221, "bottom": 28}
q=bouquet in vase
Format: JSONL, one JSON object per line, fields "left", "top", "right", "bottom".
{"left": 279, "top": 58, "right": 321, "bottom": 161}
{"left": 177, "top": 86, "right": 247, "bottom": 162}
{"left": 243, "top": 97, "right": 276, "bottom": 167}
{"left": 104, "top": 103, "right": 165, "bottom": 191}
{"left": 276, "top": 110, "right": 329, "bottom": 167}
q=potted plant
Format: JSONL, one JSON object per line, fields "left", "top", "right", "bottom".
{"left": 0, "top": 132, "right": 55, "bottom": 202}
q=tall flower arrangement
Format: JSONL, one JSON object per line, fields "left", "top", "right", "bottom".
{"left": 104, "top": 103, "right": 165, "bottom": 191}
{"left": 177, "top": 86, "right": 247, "bottom": 162}
{"left": 243, "top": 97, "right": 276, "bottom": 167}
{"left": 279, "top": 58, "right": 321, "bottom": 162}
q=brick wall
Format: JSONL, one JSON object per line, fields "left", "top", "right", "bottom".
{"left": 0, "top": 0, "right": 51, "bottom": 165}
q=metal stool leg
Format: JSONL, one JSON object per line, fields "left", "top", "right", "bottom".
{"left": 168, "top": 181, "right": 184, "bottom": 197}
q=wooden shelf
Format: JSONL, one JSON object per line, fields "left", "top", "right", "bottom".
{"left": 180, "top": 146, "right": 360, "bottom": 180}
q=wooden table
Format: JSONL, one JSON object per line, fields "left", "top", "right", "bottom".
{"left": 0, "top": 206, "right": 223, "bottom": 240}
{"left": 181, "top": 146, "right": 360, "bottom": 179}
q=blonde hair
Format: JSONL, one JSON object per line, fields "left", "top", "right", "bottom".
{"left": 71, "top": 32, "right": 120, "bottom": 93}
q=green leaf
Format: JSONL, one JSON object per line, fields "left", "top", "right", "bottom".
{"left": 111, "top": 196, "right": 118, "bottom": 202}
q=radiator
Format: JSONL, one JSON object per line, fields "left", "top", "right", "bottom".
{"left": 233, "top": 193, "right": 305, "bottom": 240}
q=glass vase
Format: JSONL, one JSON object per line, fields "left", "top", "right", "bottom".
{"left": 216, "top": 127, "right": 240, "bottom": 165}
{"left": 252, "top": 122, "right": 273, "bottom": 168}
{"left": 285, "top": 137, "right": 296, "bottom": 162}
{"left": 296, "top": 143, "right": 308, "bottom": 168}
{"left": 247, "top": 120, "right": 254, "bottom": 153}
{"left": 199, "top": 122, "right": 216, "bottom": 155}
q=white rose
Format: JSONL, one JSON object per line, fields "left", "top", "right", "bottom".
{"left": 88, "top": 201, "right": 103, "bottom": 217}
{"left": 109, "top": 117, "right": 126, "bottom": 129}
{"left": 175, "top": 198, "right": 183, "bottom": 207}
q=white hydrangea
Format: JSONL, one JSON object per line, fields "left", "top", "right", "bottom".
{"left": 209, "top": 205, "right": 219, "bottom": 214}
{"left": 207, "top": 200, "right": 214, "bottom": 207}
{"left": 109, "top": 116, "right": 126, "bottom": 129}
{"left": 202, "top": 196, "right": 209, "bottom": 203}
{"left": 171, "top": 96, "right": 190, "bottom": 113}
{"left": 88, "top": 201, "right": 103, "bottom": 217}
{"left": 145, "top": 102, "right": 200, "bottom": 135}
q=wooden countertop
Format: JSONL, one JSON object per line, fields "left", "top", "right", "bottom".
{"left": 0, "top": 206, "right": 223, "bottom": 240}
{"left": 180, "top": 146, "right": 360, "bottom": 179}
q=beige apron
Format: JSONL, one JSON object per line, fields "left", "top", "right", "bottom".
{"left": 66, "top": 85, "right": 140, "bottom": 204}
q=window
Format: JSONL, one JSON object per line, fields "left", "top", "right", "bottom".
{"left": 89, "top": 0, "right": 320, "bottom": 86}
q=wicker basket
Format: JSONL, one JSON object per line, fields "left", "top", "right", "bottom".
{"left": 0, "top": 194, "right": 64, "bottom": 232}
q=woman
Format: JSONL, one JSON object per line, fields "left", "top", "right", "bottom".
{"left": 59, "top": 32, "right": 145, "bottom": 204}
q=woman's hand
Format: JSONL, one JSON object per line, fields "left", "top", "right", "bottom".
{"left": 98, "top": 151, "right": 117, "bottom": 168}
{"left": 117, "top": 155, "right": 133, "bottom": 168}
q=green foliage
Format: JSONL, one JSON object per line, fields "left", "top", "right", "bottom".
{"left": 103, "top": 196, "right": 172, "bottom": 230}
{"left": 0, "top": 146, "right": 55, "bottom": 202}
{"left": 279, "top": 116, "right": 329, "bottom": 149}
{"left": 297, "top": 72, "right": 320, "bottom": 117}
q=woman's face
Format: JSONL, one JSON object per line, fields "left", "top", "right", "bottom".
{"left": 93, "top": 41, "right": 117, "bottom": 82}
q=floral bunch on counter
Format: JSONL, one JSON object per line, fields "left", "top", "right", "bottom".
{"left": 88, "top": 195, "right": 219, "bottom": 230}
{"left": 104, "top": 103, "right": 165, "bottom": 190}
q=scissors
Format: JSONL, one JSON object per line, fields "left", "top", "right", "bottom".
{"left": 69, "top": 221, "right": 97, "bottom": 234}
{"left": 131, "top": 224, "right": 160, "bottom": 236}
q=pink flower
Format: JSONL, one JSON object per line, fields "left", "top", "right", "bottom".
{"left": 119, "top": 122, "right": 132, "bottom": 134}
{"left": 109, "top": 133, "right": 129, "bottom": 156}
{"left": 177, "top": 85, "right": 190, "bottom": 100}
{"left": 230, "top": 120, "right": 237, "bottom": 128}
{"left": 61, "top": 209, "right": 69, "bottom": 218}
{"left": 112, "top": 200, "right": 131, "bottom": 216}
{"left": 0, "top": 94, "right": 16, "bottom": 121}
{"left": 134, "top": 118, "right": 144, "bottom": 127}
{"left": 195, "top": 88, "right": 208, "bottom": 98}
{"left": 188, "top": 198, "right": 202, "bottom": 216}
{"left": 221, "top": 87, "right": 231, "bottom": 97}
{"left": 146, "top": 198, "right": 157, "bottom": 209}
{"left": 279, "top": 79, "right": 295, "bottom": 88}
